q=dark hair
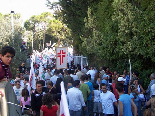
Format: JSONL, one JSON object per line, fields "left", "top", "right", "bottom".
{"left": 67, "top": 69, "right": 71, "bottom": 75}
{"left": 77, "top": 66, "right": 81, "bottom": 71}
{"left": 115, "top": 82, "right": 124, "bottom": 92}
{"left": 39, "top": 80, "right": 45, "bottom": 86}
{"left": 93, "top": 84, "right": 99, "bottom": 90}
{"left": 85, "top": 75, "right": 89, "bottom": 80}
{"left": 73, "top": 80, "right": 80, "bottom": 87}
{"left": 36, "top": 80, "right": 42, "bottom": 86}
{"left": 1, "top": 46, "right": 15, "bottom": 56}
{"left": 21, "top": 89, "right": 29, "bottom": 102}
{"left": 15, "top": 80, "right": 20, "bottom": 84}
{"left": 24, "top": 77, "right": 29, "bottom": 82}
{"left": 133, "top": 71, "right": 139, "bottom": 77}
{"left": 55, "top": 78, "right": 62, "bottom": 93}
{"left": 100, "top": 83, "right": 107, "bottom": 88}
{"left": 80, "top": 75, "right": 86, "bottom": 81}
{"left": 42, "top": 93, "right": 55, "bottom": 109}
{"left": 47, "top": 81, "right": 53, "bottom": 87}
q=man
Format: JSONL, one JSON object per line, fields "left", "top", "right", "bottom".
{"left": 31, "top": 81, "right": 45, "bottom": 116}
{"left": 76, "top": 66, "right": 84, "bottom": 80}
{"left": 19, "top": 62, "right": 26, "bottom": 74}
{"left": 67, "top": 80, "right": 86, "bottom": 116}
{"left": 115, "top": 82, "right": 137, "bottom": 116}
{"left": 84, "top": 75, "right": 93, "bottom": 116}
{"left": 80, "top": 75, "right": 90, "bottom": 116}
{"left": 86, "top": 66, "right": 96, "bottom": 81}
{"left": 50, "top": 69, "right": 59, "bottom": 87}
{"left": 13, "top": 80, "right": 23, "bottom": 103}
{"left": 70, "top": 69, "right": 79, "bottom": 81}
{"left": 23, "top": 77, "right": 31, "bottom": 95}
{"left": 100, "top": 83, "right": 118, "bottom": 116}
{"left": 99, "top": 66, "right": 105, "bottom": 78}
{"left": 146, "top": 73, "right": 155, "bottom": 100}
{"left": 0, "top": 46, "right": 15, "bottom": 81}
{"left": 64, "top": 70, "right": 73, "bottom": 89}
{"left": 122, "top": 70, "right": 130, "bottom": 94}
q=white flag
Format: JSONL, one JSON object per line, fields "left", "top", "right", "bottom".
{"left": 39, "top": 62, "right": 45, "bottom": 80}
{"left": 29, "top": 58, "right": 36, "bottom": 89}
{"left": 56, "top": 47, "right": 68, "bottom": 69}
{"left": 60, "top": 82, "right": 70, "bottom": 116}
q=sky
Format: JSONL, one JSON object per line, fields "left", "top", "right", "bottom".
{"left": 0, "top": 0, "right": 58, "bottom": 21}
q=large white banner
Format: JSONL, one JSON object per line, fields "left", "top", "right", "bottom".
{"left": 56, "top": 47, "right": 68, "bottom": 69}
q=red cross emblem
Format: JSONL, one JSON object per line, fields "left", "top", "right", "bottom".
{"left": 57, "top": 50, "right": 66, "bottom": 65}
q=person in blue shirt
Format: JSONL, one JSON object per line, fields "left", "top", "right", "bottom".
{"left": 115, "top": 82, "right": 137, "bottom": 116}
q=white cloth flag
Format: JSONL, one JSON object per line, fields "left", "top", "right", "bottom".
{"left": 129, "top": 59, "right": 132, "bottom": 80}
{"left": 60, "top": 82, "right": 70, "bottom": 116}
{"left": 39, "top": 62, "right": 45, "bottom": 80}
{"left": 56, "top": 47, "right": 68, "bottom": 69}
{"left": 29, "top": 58, "right": 36, "bottom": 89}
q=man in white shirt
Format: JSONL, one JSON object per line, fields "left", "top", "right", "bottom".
{"left": 50, "top": 70, "right": 59, "bottom": 86}
{"left": 76, "top": 66, "right": 84, "bottom": 80}
{"left": 67, "top": 80, "right": 86, "bottom": 116}
{"left": 86, "top": 67, "right": 96, "bottom": 81}
{"left": 70, "top": 70, "right": 79, "bottom": 81}
{"left": 13, "top": 80, "right": 23, "bottom": 103}
{"left": 100, "top": 83, "right": 118, "bottom": 115}
{"left": 23, "top": 77, "right": 31, "bottom": 95}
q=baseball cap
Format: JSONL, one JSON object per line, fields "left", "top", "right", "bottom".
{"left": 118, "top": 77, "right": 126, "bottom": 82}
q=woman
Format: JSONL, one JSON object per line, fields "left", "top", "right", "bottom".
{"left": 40, "top": 93, "right": 59, "bottom": 116}
{"left": 20, "top": 89, "right": 31, "bottom": 115}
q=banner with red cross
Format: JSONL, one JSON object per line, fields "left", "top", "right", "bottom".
{"left": 56, "top": 47, "right": 68, "bottom": 69}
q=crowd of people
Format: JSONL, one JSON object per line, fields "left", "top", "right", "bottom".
{"left": 0, "top": 46, "right": 155, "bottom": 116}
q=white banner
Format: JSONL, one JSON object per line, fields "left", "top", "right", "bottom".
{"left": 56, "top": 47, "right": 68, "bottom": 69}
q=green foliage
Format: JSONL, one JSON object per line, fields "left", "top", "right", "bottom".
{"left": 0, "top": 13, "right": 27, "bottom": 78}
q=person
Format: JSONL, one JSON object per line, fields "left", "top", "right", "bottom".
{"left": 47, "top": 81, "right": 57, "bottom": 94}
{"left": 67, "top": 80, "right": 86, "bottom": 116}
{"left": 70, "top": 69, "right": 79, "bottom": 81}
{"left": 23, "top": 77, "right": 31, "bottom": 95}
{"left": 20, "top": 88, "right": 31, "bottom": 115}
{"left": 76, "top": 66, "right": 84, "bottom": 80}
{"left": 84, "top": 75, "right": 93, "bottom": 116}
{"left": 40, "top": 93, "right": 59, "bottom": 116}
{"left": 92, "top": 84, "right": 101, "bottom": 116}
{"left": 31, "top": 81, "right": 45, "bottom": 116}
{"left": 129, "top": 84, "right": 142, "bottom": 116}
{"left": 100, "top": 83, "right": 118, "bottom": 116}
{"left": 99, "top": 66, "right": 105, "bottom": 78}
{"left": 86, "top": 66, "right": 96, "bottom": 81}
{"left": 122, "top": 70, "right": 130, "bottom": 94}
{"left": 0, "top": 46, "right": 15, "bottom": 81}
{"left": 50, "top": 70, "right": 59, "bottom": 87}
{"left": 13, "top": 80, "right": 23, "bottom": 103}
{"left": 146, "top": 73, "right": 155, "bottom": 100}
{"left": 115, "top": 82, "right": 137, "bottom": 116}
{"left": 20, "top": 41, "right": 27, "bottom": 52}
{"left": 64, "top": 70, "right": 73, "bottom": 90}
{"left": 143, "top": 108, "right": 155, "bottom": 116}
{"left": 146, "top": 84, "right": 155, "bottom": 113}
{"left": 19, "top": 62, "right": 26, "bottom": 74}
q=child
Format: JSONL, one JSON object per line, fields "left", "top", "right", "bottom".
{"left": 92, "top": 84, "right": 101, "bottom": 116}
{"left": 40, "top": 93, "right": 59, "bottom": 116}
{"left": 20, "top": 89, "right": 31, "bottom": 115}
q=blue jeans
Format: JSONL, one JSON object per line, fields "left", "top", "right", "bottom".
{"left": 70, "top": 109, "right": 82, "bottom": 116}
{"left": 86, "top": 100, "right": 92, "bottom": 116}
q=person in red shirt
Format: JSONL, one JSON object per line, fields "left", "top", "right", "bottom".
{"left": 0, "top": 46, "right": 15, "bottom": 81}
{"left": 40, "top": 93, "right": 59, "bottom": 116}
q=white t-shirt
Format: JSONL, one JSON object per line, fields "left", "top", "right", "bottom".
{"left": 100, "top": 91, "right": 117, "bottom": 114}
{"left": 93, "top": 90, "right": 101, "bottom": 102}
{"left": 13, "top": 86, "right": 23, "bottom": 101}
{"left": 86, "top": 70, "right": 96, "bottom": 80}
{"left": 70, "top": 74, "right": 79, "bottom": 81}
